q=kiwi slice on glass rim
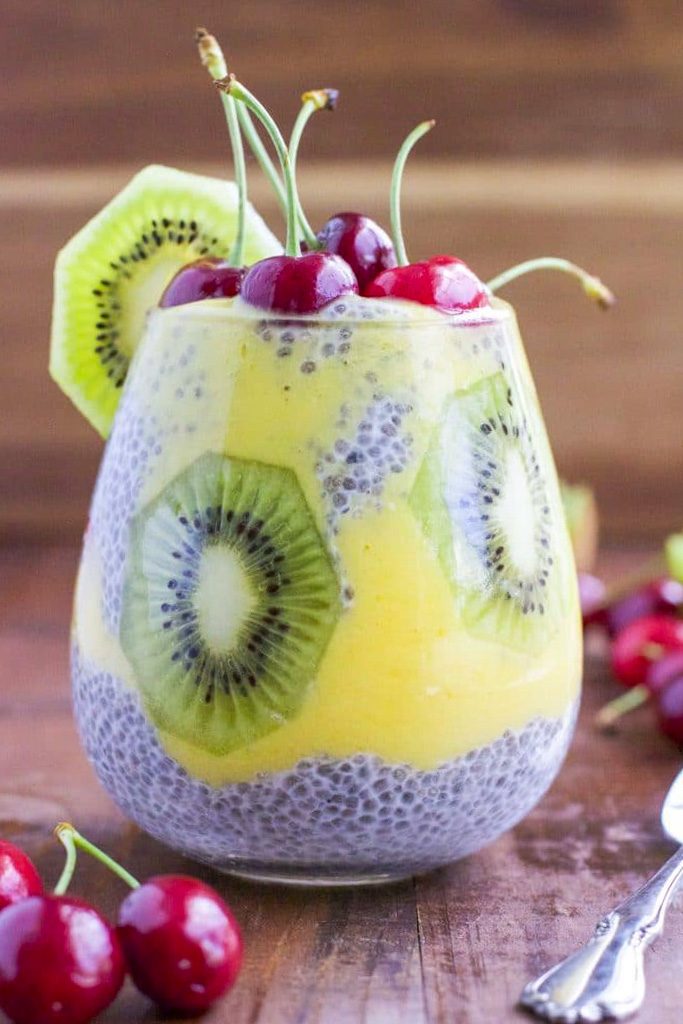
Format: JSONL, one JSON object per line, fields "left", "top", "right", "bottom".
{"left": 50, "top": 164, "right": 281, "bottom": 437}
{"left": 410, "top": 372, "right": 565, "bottom": 651}
{"left": 120, "top": 452, "right": 341, "bottom": 756}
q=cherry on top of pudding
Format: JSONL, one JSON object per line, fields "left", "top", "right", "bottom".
{"left": 315, "top": 212, "right": 397, "bottom": 291}
{"left": 364, "top": 255, "right": 491, "bottom": 313}
{"left": 159, "top": 259, "right": 245, "bottom": 308}
{"left": 240, "top": 250, "right": 358, "bottom": 314}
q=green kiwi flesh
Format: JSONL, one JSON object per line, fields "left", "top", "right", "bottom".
{"left": 50, "top": 165, "right": 281, "bottom": 438}
{"left": 120, "top": 452, "right": 341, "bottom": 756}
{"left": 409, "top": 373, "right": 562, "bottom": 651}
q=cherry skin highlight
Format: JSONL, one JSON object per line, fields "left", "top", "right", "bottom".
{"left": 0, "top": 841, "right": 42, "bottom": 912}
{"left": 0, "top": 895, "right": 125, "bottom": 1024}
{"left": 610, "top": 615, "right": 683, "bottom": 689}
{"left": 315, "top": 212, "right": 397, "bottom": 291}
{"left": 578, "top": 572, "right": 607, "bottom": 627}
{"left": 646, "top": 648, "right": 683, "bottom": 696}
{"left": 241, "top": 251, "right": 358, "bottom": 314}
{"left": 364, "top": 255, "right": 490, "bottom": 312}
{"left": 159, "top": 259, "right": 245, "bottom": 308}
{"left": 118, "top": 875, "right": 243, "bottom": 1013}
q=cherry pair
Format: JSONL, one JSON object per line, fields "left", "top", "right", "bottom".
{"left": 0, "top": 828, "right": 242, "bottom": 1024}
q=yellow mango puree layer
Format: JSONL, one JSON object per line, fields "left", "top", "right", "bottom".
{"left": 75, "top": 301, "right": 581, "bottom": 785}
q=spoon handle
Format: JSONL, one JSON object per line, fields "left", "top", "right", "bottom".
{"left": 520, "top": 844, "right": 683, "bottom": 1022}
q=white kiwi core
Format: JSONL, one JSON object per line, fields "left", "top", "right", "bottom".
{"left": 194, "top": 545, "right": 256, "bottom": 653}
{"left": 497, "top": 448, "right": 537, "bottom": 578}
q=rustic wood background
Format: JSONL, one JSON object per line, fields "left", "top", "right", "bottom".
{"left": 2, "top": 0, "right": 683, "bottom": 543}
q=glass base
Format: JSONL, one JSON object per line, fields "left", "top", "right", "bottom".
{"left": 214, "top": 861, "right": 415, "bottom": 888}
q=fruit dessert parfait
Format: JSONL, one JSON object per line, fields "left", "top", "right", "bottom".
{"left": 52, "top": 30, "right": 612, "bottom": 884}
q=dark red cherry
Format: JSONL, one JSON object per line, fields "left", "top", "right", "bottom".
{"left": 315, "top": 212, "right": 397, "bottom": 291}
{"left": 118, "top": 875, "right": 243, "bottom": 1013}
{"left": 0, "top": 842, "right": 42, "bottom": 912}
{"left": 159, "top": 259, "right": 245, "bottom": 308}
{"left": 610, "top": 615, "right": 683, "bottom": 689}
{"left": 241, "top": 251, "right": 358, "bottom": 314}
{"left": 364, "top": 255, "right": 490, "bottom": 312}
{"left": 656, "top": 675, "right": 683, "bottom": 745}
{"left": 604, "top": 578, "right": 683, "bottom": 637}
{"left": 0, "top": 895, "right": 125, "bottom": 1024}
{"left": 655, "top": 671, "right": 683, "bottom": 745}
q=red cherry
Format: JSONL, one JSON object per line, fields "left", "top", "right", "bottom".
{"left": 159, "top": 259, "right": 245, "bottom": 308}
{"left": 0, "top": 895, "right": 125, "bottom": 1024}
{"left": 578, "top": 571, "right": 607, "bottom": 627}
{"left": 656, "top": 676, "right": 683, "bottom": 745}
{"left": 363, "top": 255, "right": 490, "bottom": 312}
{"left": 118, "top": 875, "right": 243, "bottom": 1013}
{"left": 604, "top": 578, "right": 683, "bottom": 637}
{"left": 610, "top": 615, "right": 683, "bottom": 689}
{"left": 241, "top": 251, "right": 358, "bottom": 314}
{"left": 0, "top": 842, "right": 42, "bottom": 912}
{"left": 315, "top": 212, "right": 397, "bottom": 291}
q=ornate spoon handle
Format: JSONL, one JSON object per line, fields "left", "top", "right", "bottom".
{"left": 520, "top": 844, "right": 683, "bottom": 1022}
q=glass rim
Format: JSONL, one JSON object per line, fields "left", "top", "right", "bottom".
{"left": 151, "top": 296, "right": 514, "bottom": 331}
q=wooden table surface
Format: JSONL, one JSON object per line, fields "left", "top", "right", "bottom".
{"left": 1, "top": 544, "right": 682, "bottom": 1023}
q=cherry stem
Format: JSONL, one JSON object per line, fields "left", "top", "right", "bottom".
{"left": 218, "top": 76, "right": 301, "bottom": 258}
{"left": 289, "top": 90, "right": 339, "bottom": 251}
{"left": 390, "top": 120, "right": 435, "bottom": 267}
{"left": 390, "top": 120, "right": 436, "bottom": 267}
{"left": 53, "top": 826, "right": 77, "bottom": 897}
{"left": 195, "top": 29, "right": 247, "bottom": 267}
{"left": 487, "top": 258, "right": 615, "bottom": 310}
{"left": 196, "top": 28, "right": 288, "bottom": 222}
{"left": 54, "top": 823, "right": 140, "bottom": 894}
{"left": 595, "top": 684, "right": 650, "bottom": 732}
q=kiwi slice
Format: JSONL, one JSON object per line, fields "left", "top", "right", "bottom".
{"left": 120, "top": 452, "right": 340, "bottom": 755}
{"left": 409, "top": 373, "right": 563, "bottom": 650}
{"left": 50, "top": 165, "right": 281, "bottom": 438}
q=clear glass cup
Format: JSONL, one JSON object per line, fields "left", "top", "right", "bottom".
{"left": 72, "top": 295, "right": 581, "bottom": 886}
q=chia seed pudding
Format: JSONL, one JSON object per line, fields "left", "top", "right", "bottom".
{"left": 73, "top": 645, "right": 577, "bottom": 883}
{"left": 72, "top": 300, "right": 582, "bottom": 884}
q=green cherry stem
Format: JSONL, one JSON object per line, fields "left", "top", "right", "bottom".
{"left": 54, "top": 822, "right": 140, "bottom": 895}
{"left": 53, "top": 825, "right": 77, "bottom": 897}
{"left": 235, "top": 108, "right": 288, "bottom": 219}
{"left": 218, "top": 75, "right": 302, "bottom": 257}
{"left": 289, "top": 89, "right": 339, "bottom": 250}
{"left": 595, "top": 684, "right": 650, "bottom": 732}
{"left": 195, "top": 28, "right": 247, "bottom": 267}
{"left": 487, "top": 258, "right": 615, "bottom": 310}
{"left": 196, "top": 27, "right": 288, "bottom": 220}
{"left": 390, "top": 120, "right": 435, "bottom": 267}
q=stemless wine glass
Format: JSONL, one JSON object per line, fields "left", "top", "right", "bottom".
{"left": 71, "top": 295, "right": 580, "bottom": 886}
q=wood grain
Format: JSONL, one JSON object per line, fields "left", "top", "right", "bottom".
{"left": 4, "top": 0, "right": 683, "bottom": 164}
{"left": 1, "top": 161, "right": 682, "bottom": 544}
{"left": 0, "top": 545, "right": 682, "bottom": 1023}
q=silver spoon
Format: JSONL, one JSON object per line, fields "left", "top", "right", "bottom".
{"left": 520, "top": 766, "right": 683, "bottom": 1022}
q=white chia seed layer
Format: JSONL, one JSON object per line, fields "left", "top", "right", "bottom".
{"left": 73, "top": 646, "right": 577, "bottom": 878}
